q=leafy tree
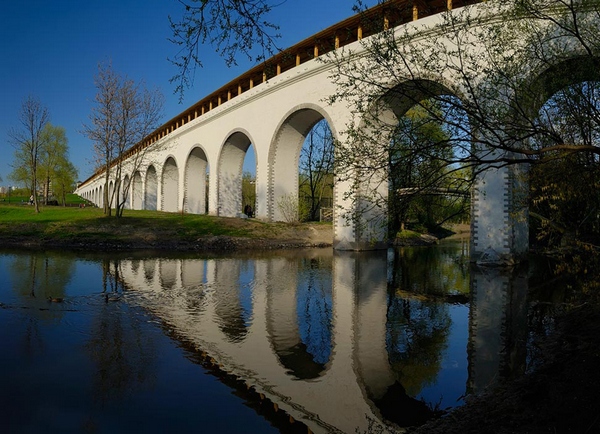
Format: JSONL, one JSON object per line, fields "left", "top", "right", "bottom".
{"left": 53, "top": 159, "right": 79, "bottom": 206}
{"left": 38, "top": 123, "right": 69, "bottom": 205}
{"left": 8, "top": 96, "right": 50, "bottom": 213}
{"left": 389, "top": 101, "right": 470, "bottom": 235}
{"left": 242, "top": 171, "right": 256, "bottom": 214}
{"left": 83, "top": 62, "right": 164, "bottom": 217}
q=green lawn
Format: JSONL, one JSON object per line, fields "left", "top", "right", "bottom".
{"left": 0, "top": 197, "right": 333, "bottom": 249}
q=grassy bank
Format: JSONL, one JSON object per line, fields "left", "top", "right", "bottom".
{"left": 0, "top": 203, "right": 333, "bottom": 251}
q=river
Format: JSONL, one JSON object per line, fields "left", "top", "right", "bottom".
{"left": 0, "top": 240, "right": 573, "bottom": 433}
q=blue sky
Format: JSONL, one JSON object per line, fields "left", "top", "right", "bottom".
{"left": 0, "top": 0, "right": 371, "bottom": 185}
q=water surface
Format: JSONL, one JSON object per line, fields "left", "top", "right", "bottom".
{"left": 0, "top": 242, "right": 571, "bottom": 433}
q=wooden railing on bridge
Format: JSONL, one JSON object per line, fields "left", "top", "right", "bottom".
{"left": 80, "top": 0, "right": 481, "bottom": 187}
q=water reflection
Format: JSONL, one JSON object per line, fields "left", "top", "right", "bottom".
{"left": 266, "top": 254, "right": 333, "bottom": 379}
{"left": 0, "top": 244, "right": 570, "bottom": 434}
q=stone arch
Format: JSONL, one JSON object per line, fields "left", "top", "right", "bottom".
{"left": 217, "top": 130, "right": 256, "bottom": 217}
{"left": 131, "top": 171, "right": 143, "bottom": 210}
{"left": 184, "top": 146, "right": 209, "bottom": 214}
{"left": 517, "top": 56, "right": 600, "bottom": 118}
{"left": 145, "top": 165, "right": 158, "bottom": 210}
{"left": 268, "top": 104, "right": 338, "bottom": 222}
{"left": 161, "top": 156, "right": 179, "bottom": 212}
{"left": 333, "top": 78, "right": 471, "bottom": 250}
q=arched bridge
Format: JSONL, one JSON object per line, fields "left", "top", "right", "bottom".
{"left": 75, "top": 0, "right": 585, "bottom": 261}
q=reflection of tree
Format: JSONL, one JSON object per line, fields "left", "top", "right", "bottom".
{"left": 386, "top": 298, "right": 450, "bottom": 397}
{"left": 391, "top": 244, "right": 470, "bottom": 297}
{"left": 385, "top": 245, "right": 465, "bottom": 396}
{"left": 86, "top": 258, "right": 157, "bottom": 402}
{"left": 296, "top": 257, "right": 333, "bottom": 366}
{"left": 10, "top": 252, "right": 74, "bottom": 299}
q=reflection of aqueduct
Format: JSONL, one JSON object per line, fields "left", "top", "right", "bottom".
{"left": 114, "top": 249, "right": 528, "bottom": 433}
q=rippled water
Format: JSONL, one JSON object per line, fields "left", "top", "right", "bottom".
{"left": 0, "top": 242, "right": 573, "bottom": 433}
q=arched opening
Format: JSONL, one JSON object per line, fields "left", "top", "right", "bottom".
{"left": 108, "top": 180, "right": 114, "bottom": 209}
{"left": 98, "top": 185, "right": 104, "bottom": 208}
{"left": 388, "top": 94, "right": 471, "bottom": 239}
{"left": 269, "top": 107, "right": 335, "bottom": 223}
{"left": 122, "top": 174, "right": 130, "bottom": 209}
{"left": 161, "top": 157, "right": 179, "bottom": 212}
{"left": 523, "top": 57, "right": 600, "bottom": 252}
{"left": 217, "top": 131, "right": 255, "bottom": 217}
{"left": 145, "top": 166, "right": 158, "bottom": 211}
{"left": 365, "top": 80, "right": 472, "bottom": 244}
{"left": 131, "top": 171, "right": 143, "bottom": 210}
{"left": 184, "top": 146, "right": 209, "bottom": 214}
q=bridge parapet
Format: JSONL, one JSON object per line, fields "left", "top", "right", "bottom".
{"left": 79, "top": 0, "right": 482, "bottom": 187}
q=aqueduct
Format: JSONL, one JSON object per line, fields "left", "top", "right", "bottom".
{"left": 75, "top": 0, "right": 592, "bottom": 262}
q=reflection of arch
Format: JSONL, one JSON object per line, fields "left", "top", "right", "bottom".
{"left": 266, "top": 258, "right": 333, "bottom": 379}
{"left": 213, "top": 260, "right": 251, "bottom": 343}
{"left": 132, "top": 171, "right": 143, "bottom": 210}
{"left": 217, "top": 131, "right": 254, "bottom": 217}
{"left": 145, "top": 166, "right": 158, "bottom": 210}
{"left": 160, "top": 259, "right": 178, "bottom": 290}
{"left": 184, "top": 146, "right": 209, "bottom": 214}
{"left": 143, "top": 258, "right": 157, "bottom": 283}
{"left": 352, "top": 251, "right": 443, "bottom": 428}
{"left": 269, "top": 106, "right": 335, "bottom": 222}
{"left": 162, "top": 157, "right": 179, "bottom": 212}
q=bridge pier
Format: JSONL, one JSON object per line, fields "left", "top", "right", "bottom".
{"left": 471, "top": 154, "right": 529, "bottom": 265}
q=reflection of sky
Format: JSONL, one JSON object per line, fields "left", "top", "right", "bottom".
{"left": 416, "top": 304, "right": 469, "bottom": 409}
{"left": 296, "top": 267, "right": 333, "bottom": 366}
{"left": 238, "top": 260, "right": 254, "bottom": 328}
{"left": 0, "top": 252, "right": 279, "bottom": 434}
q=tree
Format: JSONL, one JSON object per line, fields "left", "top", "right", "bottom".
{"left": 389, "top": 101, "right": 470, "bottom": 234}
{"left": 53, "top": 159, "right": 78, "bottom": 206}
{"left": 322, "top": 0, "right": 600, "bottom": 248}
{"left": 83, "top": 62, "right": 164, "bottom": 217}
{"left": 169, "top": 0, "right": 284, "bottom": 99}
{"left": 38, "top": 123, "right": 69, "bottom": 205}
{"left": 8, "top": 96, "right": 50, "bottom": 213}
{"left": 299, "top": 120, "right": 335, "bottom": 221}
{"left": 242, "top": 171, "right": 256, "bottom": 214}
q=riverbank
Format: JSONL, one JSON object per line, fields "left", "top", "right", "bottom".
{"left": 0, "top": 205, "right": 333, "bottom": 251}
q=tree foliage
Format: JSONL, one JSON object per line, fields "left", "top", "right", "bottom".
{"left": 8, "top": 96, "right": 50, "bottom": 213}
{"left": 38, "top": 123, "right": 70, "bottom": 205}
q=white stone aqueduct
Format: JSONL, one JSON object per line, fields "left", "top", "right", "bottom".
{"left": 76, "top": 0, "right": 588, "bottom": 262}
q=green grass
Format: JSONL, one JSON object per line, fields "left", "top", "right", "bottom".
{"left": 0, "top": 202, "right": 311, "bottom": 247}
